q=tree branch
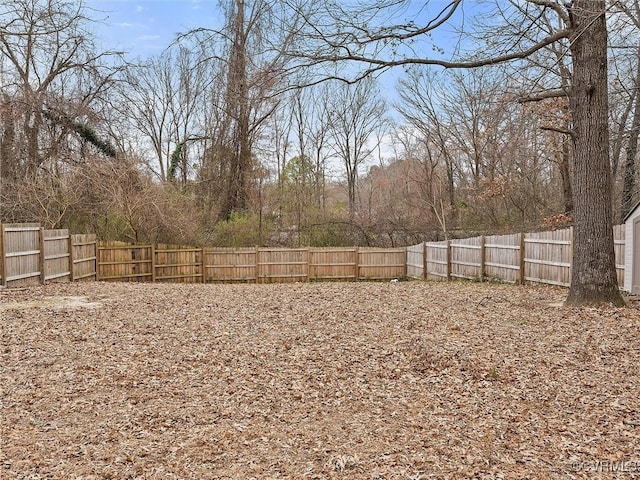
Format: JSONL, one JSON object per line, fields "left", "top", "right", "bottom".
{"left": 540, "top": 125, "right": 574, "bottom": 136}
{"left": 518, "top": 88, "right": 569, "bottom": 102}
{"left": 292, "top": 28, "right": 572, "bottom": 72}
{"left": 525, "top": 0, "right": 570, "bottom": 24}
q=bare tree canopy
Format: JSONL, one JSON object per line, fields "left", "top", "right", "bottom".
{"left": 281, "top": 0, "right": 623, "bottom": 305}
{"left": 282, "top": 1, "right": 572, "bottom": 83}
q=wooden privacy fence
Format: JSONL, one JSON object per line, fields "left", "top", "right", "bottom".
{"left": 407, "top": 226, "right": 626, "bottom": 289}
{"left": 0, "top": 222, "right": 627, "bottom": 289}
{"left": 97, "top": 242, "right": 407, "bottom": 283}
{"left": 0, "top": 223, "right": 97, "bottom": 287}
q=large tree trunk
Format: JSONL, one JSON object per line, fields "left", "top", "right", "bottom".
{"left": 0, "top": 94, "right": 16, "bottom": 183}
{"left": 559, "top": 135, "right": 573, "bottom": 214}
{"left": 565, "top": 0, "right": 624, "bottom": 305}
{"left": 220, "top": 0, "right": 250, "bottom": 221}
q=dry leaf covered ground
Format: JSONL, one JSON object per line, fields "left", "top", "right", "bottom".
{"left": 1, "top": 281, "right": 639, "bottom": 479}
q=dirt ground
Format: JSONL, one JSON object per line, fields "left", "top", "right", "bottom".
{"left": 1, "top": 280, "right": 639, "bottom": 479}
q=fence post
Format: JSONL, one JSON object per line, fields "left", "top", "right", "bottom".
{"left": 0, "top": 224, "right": 6, "bottom": 287}
{"left": 39, "top": 227, "right": 46, "bottom": 285}
{"left": 150, "top": 245, "right": 156, "bottom": 282}
{"left": 200, "top": 248, "right": 205, "bottom": 283}
{"left": 568, "top": 226, "right": 574, "bottom": 284}
{"left": 68, "top": 234, "right": 75, "bottom": 282}
{"left": 519, "top": 233, "right": 526, "bottom": 284}
{"left": 255, "top": 245, "right": 260, "bottom": 284}
{"left": 95, "top": 241, "right": 101, "bottom": 281}
{"left": 422, "top": 241, "right": 427, "bottom": 280}
{"left": 306, "top": 248, "right": 312, "bottom": 282}
{"left": 446, "top": 240, "right": 452, "bottom": 281}
{"left": 479, "top": 235, "right": 486, "bottom": 281}
{"left": 354, "top": 246, "right": 360, "bottom": 281}
{"left": 403, "top": 247, "right": 408, "bottom": 279}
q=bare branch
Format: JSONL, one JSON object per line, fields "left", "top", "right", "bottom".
{"left": 525, "top": 0, "right": 570, "bottom": 24}
{"left": 291, "top": 28, "right": 572, "bottom": 74}
{"left": 540, "top": 125, "right": 574, "bottom": 136}
{"left": 518, "top": 88, "right": 569, "bottom": 102}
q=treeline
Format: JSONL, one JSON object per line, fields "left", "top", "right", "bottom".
{"left": 1, "top": 0, "right": 639, "bottom": 247}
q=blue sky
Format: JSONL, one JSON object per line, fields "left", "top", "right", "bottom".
{"left": 85, "top": 1, "right": 478, "bottom": 61}
{"left": 87, "top": 0, "right": 224, "bottom": 58}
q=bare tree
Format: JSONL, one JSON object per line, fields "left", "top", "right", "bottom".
{"left": 186, "top": 0, "right": 296, "bottom": 222}
{"left": 289, "top": 84, "right": 333, "bottom": 211}
{"left": 396, "top": 69, "right": 458, "bottom": 224}
{"left": 327, "top": 78, "right": 388, "bottom": 219}
{"left": 117, "top": 45, "right": 214, "bottom": 182}
{"left": 398, "top": 67, "right": 564, "bottom": 233}
{"left": 607, "top": 2, "right": 640, "bottom": 219}
{"left": 0, "top": 0, "right": 122, "bottom": 222}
